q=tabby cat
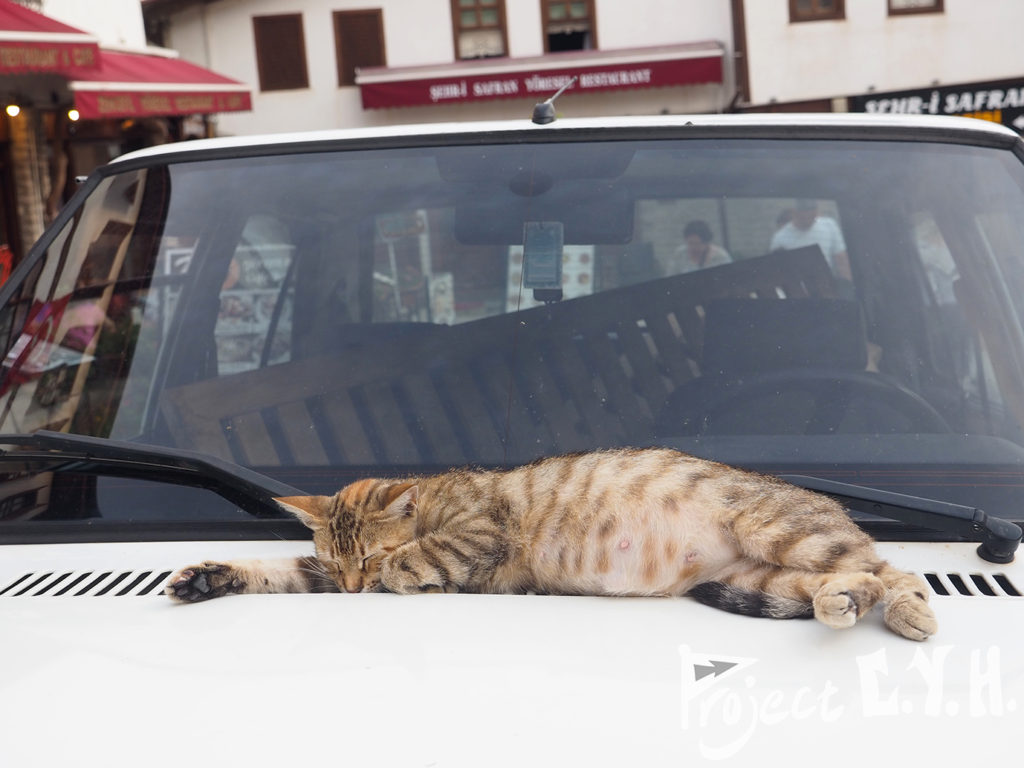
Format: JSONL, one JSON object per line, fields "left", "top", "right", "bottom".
{"left": 165, "top": 447, "right": 937, "bottom": 640}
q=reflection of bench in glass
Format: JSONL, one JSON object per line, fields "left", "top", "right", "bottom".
{"left": 161, "top": 246, "right": 835, "bottom": 467}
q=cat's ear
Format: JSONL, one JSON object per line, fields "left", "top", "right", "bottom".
{"left": 275, "top": 495, "right": 331, "bottom": 530}
{"left": 383, "top": 482, "right": 419, "bottom": 518}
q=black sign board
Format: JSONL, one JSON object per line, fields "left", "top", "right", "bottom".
{"left": 848, "top": 78, "right": 1024, "bottom": 133}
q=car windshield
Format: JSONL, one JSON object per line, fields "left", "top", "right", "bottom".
{"left": 3, "top": 129, "right": 1024, "bottom": 527}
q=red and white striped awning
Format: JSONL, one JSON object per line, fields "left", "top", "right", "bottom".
{"left": 64, "top": 49, "right": 252, "bottom": 119}
{"left": 0, "top": 0, "right": 98, "bottom": 73}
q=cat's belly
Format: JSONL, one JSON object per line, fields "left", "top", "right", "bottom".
{"left": 529, "top": 518, "right": 740, "bottom": 597}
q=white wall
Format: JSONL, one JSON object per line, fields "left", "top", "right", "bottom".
{"left": 743, "top": 0, "right": 1024, "bottom": 105}
{"left": 595, "top": 0, "right": 731, "bottom": 50}
{"left": 42, "top": 0, "right": 147, "bottom": 48}
{"left": 164, "top": 0, "right": 462, "bottom": 135}
{"left": 157, "top": 0, "right": 733, "bottom": 135}
{"left": 506, "top": 0, "right": 544, "bottom": 57}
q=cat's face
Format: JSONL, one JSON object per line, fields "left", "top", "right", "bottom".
{"left": 276, "top": 479, "right": 418, "bottom": 593}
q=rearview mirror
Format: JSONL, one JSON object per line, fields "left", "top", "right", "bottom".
{"left": 454, "top": 184, "right": 635, "bottom": 244}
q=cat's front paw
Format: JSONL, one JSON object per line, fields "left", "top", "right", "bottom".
{"left": 813, "top": 573, "right": 885, "bottom": 629}
{"left": 379, "top": 560, "right": 425, "bottom": 594}
{"left": 165, "top": 562, "right": 245, "bottom": 602}
{"left": 884, "top": 592, "right": 937, "bottom": 641}
{"left": 379, "top": 558, "right": 456, "bottom": 595}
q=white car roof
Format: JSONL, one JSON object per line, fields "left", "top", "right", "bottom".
{"left": 114, "top": 112, "right": 1019, "bottom": 164}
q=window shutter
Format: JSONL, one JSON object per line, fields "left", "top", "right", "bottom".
{"left": 334, "top": 10, "right": 386, "bottom": 87}
{"left": 253, "top": 14, "right": 309, "bottom": 91}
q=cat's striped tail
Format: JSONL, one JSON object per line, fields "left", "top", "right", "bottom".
{"left": 688, "top": 582, "right": 814, "bottom": 620}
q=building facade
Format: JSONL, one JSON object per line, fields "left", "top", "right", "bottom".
{"left": 146, "top": 0, "right": 1024, "bottom": 138}
{"left": 144, "top": 0, "right": 735, "bottom": 134}
{"left": 732, "top": 0, "right": 1024, "bottom": 134}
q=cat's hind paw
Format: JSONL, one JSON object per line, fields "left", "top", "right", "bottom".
{"left": 165, "top": 562, "right": 245, "bottom": 602}
{"left": 884, "top": 592, "right": 937, "bottom": 641}
{"left": 813, "top": 573, "right": 885, "bottom": 630}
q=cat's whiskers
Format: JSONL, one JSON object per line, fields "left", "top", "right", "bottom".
{"left": 292, "top": 556, "right": 335, "bottom": 587}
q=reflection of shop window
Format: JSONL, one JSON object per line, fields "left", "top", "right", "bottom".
{"left": 151, "top": 247, "right": 194, "bottom": 340}
{"left": 888, "top": 0, "right": 943, "bottom": 15}
{"left": 911, "top": 212, "right": 957, "bottom": 305}
{"left": 789, "top": 0, "right": 845, "bottom": 23}
{"left": 542, "top": 0, "right": 597, "bottom": 52}
{"left": 451, "top": 0, "right": 507, "bottom": 59}
{"left": 215, "top": 244, "right": 295, "bottom": 375}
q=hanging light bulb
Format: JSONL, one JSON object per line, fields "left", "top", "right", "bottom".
{"left": 67, "top": 108, "right": 80, "bottom": 121}
{"left": 5, "top": 104, "right": 21, "bottom": 117}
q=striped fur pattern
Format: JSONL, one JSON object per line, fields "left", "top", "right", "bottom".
{"left": 166, "top": 448, "right": 937, "bottom": 640}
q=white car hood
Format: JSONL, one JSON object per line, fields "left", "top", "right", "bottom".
{"left": 1, "top": 540, "right": 1022, "bottom": 767}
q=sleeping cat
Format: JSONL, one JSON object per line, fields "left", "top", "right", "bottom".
{"left": 165, "top": 447, "right": 937, "bottom": 640}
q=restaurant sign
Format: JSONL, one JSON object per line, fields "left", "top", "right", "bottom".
{"left": 849, "top": 78, "right": 1024, "bottom": 132}
{"left": 358, "top": 53, "right": 722, "bottom": 109}
{"left": 0, "top": 40, "right": 96, "bottom": 73}
{"left": 73, "top": 90, "right": 253, "bottom": 120}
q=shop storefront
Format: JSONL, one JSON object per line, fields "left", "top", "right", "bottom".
{"left": 0, "top": 0, "right": 251, "bottom": 275}
{"left": 0, "top": 0, "right": 99, "bottom": 272}
{"left": 849, "top": 77, "right": 1024, "bottom": 133}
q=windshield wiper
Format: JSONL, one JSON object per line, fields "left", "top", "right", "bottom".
{"left": 0, "top": 430, "right": 303, "bottom": 518}
{"left": 4, "top": 433, "right": 1020, "bottom": 563}
{"left": 780, "top": 474, "right": 1022, "bottom": 564}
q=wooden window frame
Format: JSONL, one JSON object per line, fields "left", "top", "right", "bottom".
{"left": 887, "top": 0, "right": 943, "bottom": 16}
{"left": 788, "top": 0, "right": 845, "bottom": 23}
{"left": 333, "top": 9, "right": 386, "bottom": 87}
{"left": 540, "top": 0, "right": 598, "bottom": 53}
{"left": 450, "top": 0, "right": 509, "bottom": 60}
{"left": 252, "top": 13, "right": 309, "bottom": 92}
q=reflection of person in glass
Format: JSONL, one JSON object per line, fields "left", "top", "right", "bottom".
{"left": 770, "top": 199, "right": 851, "bottom": 280}
{"left": 670, "top": 219, "right": 731, "bottom": 274}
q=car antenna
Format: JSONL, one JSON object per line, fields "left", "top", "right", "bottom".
{"left": 532, "top": 75, "right": 578, "bottom": 125}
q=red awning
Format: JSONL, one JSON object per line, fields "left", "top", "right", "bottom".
{"left": 65, "top": 49, "right": 252, "bottom": 119}
{"left": 0, "top": 0, "right": 98, "bottom": 73}
{"left": 356, "top": 42, "right": 723, "bottom": 109}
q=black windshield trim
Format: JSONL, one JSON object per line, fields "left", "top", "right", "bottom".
{"left": 0, "top": 431, "right": 304, "bottom": 518}
{"left": 0, "top": 519, "right": 309, "bottom": 545}
{"left": 0, "top": 516, "right": 977, "bottom": 546}
{"left": 101, "top": 122, "right": 1019, "bottom": 174}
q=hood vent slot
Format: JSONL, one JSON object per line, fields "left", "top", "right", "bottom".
{"left": 5, "top": 568, "right": 1020, "bottom": 599}
{"left": 992, "top": 574, "right": 1021, "bottom": 595}
{"left": 924, "top": 572, "right": 1021, "bottom": 597}
{"left": 0, "top": 570, "right": 171, "bottom": 597}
